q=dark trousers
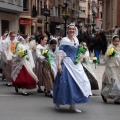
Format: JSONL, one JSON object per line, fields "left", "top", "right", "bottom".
{"left": 94, "top": 49, "right": 101, "bottom": 62}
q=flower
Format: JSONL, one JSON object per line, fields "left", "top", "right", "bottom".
{"left": 62, "top": 13, "right": 70, "bottom": 20}
{"left": 41, "top": 49, "right": 55, "bottom": 67}
{"left": 93, "top": 57, "right": 98, "bottom": 69}
{"left": 18, "top": 50, "right": 27, "bottom": 58}
{"left": 75, "top": 44, "right": 87, "bottom": 64}
{"left": 106, "top": 47, "right": 117, "bottom": 58}
{"left": 93, "top": 57, "right": 97, "bottom": 61}
{"left": 44, "top": 21, "right": 50, "bottom": 24}
{"left": 41, "top": 50, "right": 48, "bottom": 55}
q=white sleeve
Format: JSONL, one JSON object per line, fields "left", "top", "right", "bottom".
{"left": 84, "top": 50, "right": 90, "bottom": 59}
{"left": 36, "top": 46, "right": 45, "bottom": 60}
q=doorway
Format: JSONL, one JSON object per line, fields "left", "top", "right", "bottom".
{"left": 1, "top": 20, "right": 9, "bottom": 35}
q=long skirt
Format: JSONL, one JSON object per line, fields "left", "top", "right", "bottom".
{"left": 0, "top": 60, "right": 2, "bottom": 73}
{"left": 2, "top": 61, "right": 12, "bottom": 82}
{"left": 101, "top": 73, "right": 120, "bottom": 99}
{"left": 12, "top": 65, "right": 36, "bottom": 89}
{"left": 83, "top": 67, "right": 99, "bottom": 90}
{"left": 53, "top": 63, "right": 90, "bottom": 105}
{"left": 35, "top": 59, "right": 54, "bottom": 91}
{"left": 0, "top": 55, "right": 2, "bottom": 73}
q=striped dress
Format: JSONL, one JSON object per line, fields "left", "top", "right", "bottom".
{"left": 35, "top": 44, "right": 54, "bottom": 91}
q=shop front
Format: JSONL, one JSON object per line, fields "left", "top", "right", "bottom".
{"left": 19, "top": 18, "right": 32, "bottom": 35}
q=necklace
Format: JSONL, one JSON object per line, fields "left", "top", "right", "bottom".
{"left": 68, "top": 37, "right": 76, "bottom": 46}
{"left": 71, "top": 39, "right": 76, "bottom": 46}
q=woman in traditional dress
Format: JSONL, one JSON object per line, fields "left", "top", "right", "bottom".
{"left": 81, "top": 42, "right": 99, "bottom": 90}
{"left": 53, "top": 23, "right": 92, "bottom": 113}
{"left": 22, "top": 35, "right": 35, "bottom": 69}
{"left": 35, "top": 35, "right": 54, "bottom": 97}
{"left": 29, "top": 35, "right": 37, "bottom": 61}
{"left": 43, "top": 31, "right": 51, "bottom": 44}
{"left": 0, "top": 31, "right": 8, "bottom": 78}
{"left": 46, "top": 39, "right": 59, "bottom": 78}
{"left": 12, "top": 36, "right": 38, "bottom": 95}
{"left": 1, "top": 32, "right": 17, "bottom": 86}
{"left": 101, "top": 35, "right": 120, "bottom": 104}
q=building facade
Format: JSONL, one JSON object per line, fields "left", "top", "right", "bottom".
{"left": 0, "top": 0, "right": 23, "bottom": 36}
{"left": 78, "top": 0, "right": 102, "bottom": 33}
{"left": 102, "top": 0, "right": 119, "bottom": 31}
{"left": 79, "top": 0, "right": 90, "bottom": 31}
{"left": 19, "top": 0, "right": 45, "bottom": 35}
{"left": 49, "top": 0, "right": 80, "bottom": 36}
{"left": 19, "top": 0, "right": 80, "bottom": 36}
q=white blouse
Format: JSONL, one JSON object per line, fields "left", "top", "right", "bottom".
{"left": 36, "top": 44, "right": 47, "bottom": 60}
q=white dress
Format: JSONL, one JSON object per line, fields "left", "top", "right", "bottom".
{"left": 46, "top": 44, "right": 59, "bottom": 78}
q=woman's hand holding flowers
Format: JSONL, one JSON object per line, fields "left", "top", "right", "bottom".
{"left": 77, "top": 55, "right": 83, "bottom": 61}
{"left": 83, "top": 57, "right": 87, "bottom": 62}
{"left": 106, "top": 47, "right": 118, "bottom": 58}
{"left": 58, "top": 64, "right": 62, "bottom": 73}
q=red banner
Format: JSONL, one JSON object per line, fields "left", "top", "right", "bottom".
{"left": 19, "top": 19, "right": 32, "bottom": 25}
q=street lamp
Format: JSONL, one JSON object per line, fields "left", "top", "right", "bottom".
{"left": 85, "top": 22, "right": 91, "bottom": 32}
{"left": 62, "top": 0, "right": 69, "bottom": 36}
{"left": 85, "top": 23, "right": 89, "bottom": 31}
{"left": 77, "top": 9, "right": 81, "bottom": 33}
{"left": 77, "top": 17, "right": 81, "bottom": 33}
{"left": 44, "top": 4, "right": 50, "bottom": 31}
{"left": 92, "top": 12, "right": 96, "bottom": 34}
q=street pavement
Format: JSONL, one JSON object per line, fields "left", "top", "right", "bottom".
{"left": 0, "top": 55, "right": 119, "bottom": 120}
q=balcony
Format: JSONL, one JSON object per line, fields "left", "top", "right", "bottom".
{"left": 49, "top": 16, "right": 64, "bottom": 23}
{"left": 0, "top": 0, "right": 23, "bottom": 13}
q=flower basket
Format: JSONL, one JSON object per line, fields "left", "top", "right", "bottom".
{"left": 62, "top": 13, "right": 70, "bottom": 20}
{"left": 44, "top": 21, "right": 50, "bottom": 24}
{"left": 91, "top": 23, "right": 96, "bottom": 26}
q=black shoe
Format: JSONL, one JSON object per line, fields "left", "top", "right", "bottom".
{"left": 101, "top": 94, "right": 107, "bottom": 103}
{"left": 15, "top": 86, "right": 19, "bottom": 93}
{"left": 45, "top": 92, "right": 53, "bottom": 98}
{"left": 37, "top": 89, "right": 44, "bottom": 93}
{"left": 45, "top": 92, "right": 48, "bottom": 96}
{"left": 48, "top": 94, "right": 53, "bottom": 98}
{"left": 6, "top": 83, "right": 12, "bottom": 86}
{"left": 22, "top": 92, "right": 29, "bottom": 96}
{"left": 44, "top": 89, "right": 46, "bottom": 92}
{"left": 114, "top": 100, "right": 120, "bottom": 104}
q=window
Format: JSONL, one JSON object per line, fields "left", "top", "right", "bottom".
{"left": 58, "top": 4, "right": 60, "bottom": 17}
{"left": 80, "top": 0, "right": 86, "bottom": 2}
{"left": 1, "top": 20, "right": 9, "bottom": 35}
{"left": 50, "top": 8, "right": 53, "bottom": 16}
{"left": 37, "top": 0, "right": 40, "bottom": 15}
{"left": 55, "top": 7, "right": 58, "bottom": 17}
{"left": 81, "top": 7, "right": 86, "bottom": 13}
{"left": 40, "top": 0, "right": 44, "bottom": 15}
{"left": 17, "top": 0, "right": 22, "bottom": 6}
{"left": 8, "top": 0, "right": 13, "bottom": 4}
{"left": 23, "top": 0, "right": 28, "bottom": 11}
{"left": 0, "top": 0, "right": 5, "bottom": 2}
{"left": 88, "top": 3, "right": 90, "bottom": 9}
{"left": 101, "top": 12, "right": 102, "bottom": 19}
